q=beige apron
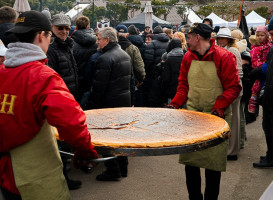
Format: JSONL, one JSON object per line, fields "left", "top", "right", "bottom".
{"left": 10, "top": 121, "right": 71, "bottom": 200}
{"left": 179, "top": 60, "right": 231, "bottom": 172}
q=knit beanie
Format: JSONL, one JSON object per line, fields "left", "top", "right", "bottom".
{"left": 256, "top": 25, "right": 269, "bottom": 37}
{"left": 167, "top": 39, "right": 181, "bottom": 53}
{"left": 128, "top": 25, "right": 138, "bottom": 35}
{"left": 231, "top": 29, "right": 244, "bottom": 41}
{"left": 153, "top": 26, "right": 163, "bottom": 34}
{"left": 202, "top": 18, "right": 213, "bottom": 28}
{"left": 116, "top": 24, "right": 128, "bottom": 33}
{"left": 268, "top": 16, "right": 273, "bottom": 31}
{"left": 41, "top": 8, "right": 51, "bottom": 20}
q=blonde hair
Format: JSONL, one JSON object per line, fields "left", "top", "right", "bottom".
{"left": 173, "top": 32, "right": 187, "bottom": 51}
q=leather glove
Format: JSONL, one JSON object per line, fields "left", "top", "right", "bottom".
{"left": 73, "top": 149, "right": 98, "bottom": 169}
{"left": 211, "top": 108, "right": 225, "bottom": 119}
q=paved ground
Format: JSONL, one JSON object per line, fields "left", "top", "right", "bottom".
{"left": 70, "top": 108, "right": 273, "bottom": 200}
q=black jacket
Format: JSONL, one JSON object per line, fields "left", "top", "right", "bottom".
{"left": 262, "top": 46, "right": 273, "bottom": 112}
{"left": 90, "top": 42, "right": 132, "bottom": 108}
{"left": 127, "top": 35, "right": 146, "bottom": 59}
{"left": 47, "top": 36, "right": 79, "bottom": 100}
{"left": 162, "top": 47, "right": 184, "bottom": 99}
{"left": 72, "top": 29, "right": 97, "bottom": 84}
{"left": 144, "top": 33, "right": 169, "bottom": 78}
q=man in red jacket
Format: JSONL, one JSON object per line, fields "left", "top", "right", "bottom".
{"left": 0, "top": 11, "right": 98, "bottom": 200}
{"left": 166, "top": 23, "right": 241, "bottom": 200}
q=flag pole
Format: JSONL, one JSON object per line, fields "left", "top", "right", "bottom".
{"left": 237, "top": 0, "right": 244, "bottom": 28}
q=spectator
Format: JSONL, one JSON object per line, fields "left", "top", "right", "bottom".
{"left": 202, "top": 17, "right": 213, "bottom": 28}
{"left": 173, "top": 31, "right": 188, "bottom": 53}
{"left": 253, "top": 17, "right": 273, "bottom": 168}
{"left": 124, "top": 24, "right": 146, "bottom": 107}
{"left": 47, "top": 12, "right": 81, "bottom": 190}
{"left": 231, "top": 29, "right": 248, "bottom": 53}
{"left": 165, "top": 23, "right": 241, "bottom": 200}
{"left": 0, "top": 10, "right": 97, "bottom": 199}
{"left": 162, "top": 39, "right": 184, "bottom": 104}
{"left": 127, "top": 24, "right": 146, "bottom": 59}
{"left": 216, "top": 28, "right": 243, "bottom": 161}
{"left": 268, "top": 16, "right": 273, "bottom": 41}
{"left": 72, "top": 16, "right": 97, "bottom": 105}
{"left": 88, "top": 27, "right": 132, "bottom": 181}
{"left": 41, "top": 8, "right": 51, "bottom": 20}
{"left": 249, "top": 25, "right": 272, "bottom": 113}
{"left": 0, "top": 6, "right": 18, "bottom": 47}
{"left": 145, "top": 33, "right": 153, "bottom": 45}
{"left": 141, "top": 25, "right": 152, "bottom": 42}
{"left": 165, "top": 28, "right": 173, "bottom": 39}
{"left": 143, "top": 25, "right": 169, "bottom": 107}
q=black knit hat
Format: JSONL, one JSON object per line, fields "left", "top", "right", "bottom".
{"left": 167, "top": 39, "right": 181, "bottom": 53}
{"left": 128, "top": 25, "right": 138, "bottom": 35}
{"left": 153, "top": 26, "right": 163, "bottom": 34}
{"left": 188, "top": 23, "right": 213, "bottom": 38}
{"left": 6, "top": 10, "right": 51, "bottom": 34}
{"left": 202, "top": 18, "right": 213, "bottom": 28}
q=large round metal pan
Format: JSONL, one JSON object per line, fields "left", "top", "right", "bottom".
{"left": 84, "top": 107, "right": 230, "bottom": 156}
{"left": 95, "top": 131, "right": 229, "bottom": 156}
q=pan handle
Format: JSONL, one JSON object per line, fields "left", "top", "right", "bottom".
{"left": 59, "top": 150, "right": 117, "bottom": 163}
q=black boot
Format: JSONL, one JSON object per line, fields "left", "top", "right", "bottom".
{"left": 253, "top": 158, "right": 273, "bottom": 168}
{"left": 62, "top": 156, "right": 82, "bottom": 190}
{"left": 96, "top": 157, "right": 121, "bottom": 181}
{"left": 66, "top": 178, "right": 82, "bottom": 190}
{"left": 117, "top": 156, "right": 128, "bottom": 177}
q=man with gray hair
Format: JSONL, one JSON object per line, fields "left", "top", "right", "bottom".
{"left": 89, "top": 27, "right": 132, "bottom": 181}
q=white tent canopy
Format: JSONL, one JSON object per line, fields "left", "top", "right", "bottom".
{"left": 66, "top": 4, "right": 91, "bottom": 20}
{"left": 228, "top": 11, "right": 266, "bottom": 27}
{"left": 206, "top": 12, "right": 228, "bottom": 27}
{"left": 187, "top": 8, "right": 202, "bottom": 24}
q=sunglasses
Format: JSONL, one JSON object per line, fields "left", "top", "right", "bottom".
{"left": 57, "top": 26, "right": 70, "bottom": 31}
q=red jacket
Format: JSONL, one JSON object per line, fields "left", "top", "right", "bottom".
{"left": 0, "top": 60, "right": 98, "bottom": 194}
{"left": 171, "top": 38, "right": 242, "bottom": 110}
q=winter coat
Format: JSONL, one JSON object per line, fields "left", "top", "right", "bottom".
{"left": 90, "top": 42, "right": 132, "bottom": 108}
{"left": 127, "top": 35, "right": 146, "bottom": 59}
{"left": 250, "top": 39, "right": 273, "bottom": 69}
{"left": 170, "top": 38, "right": 242, "bottom": 110}
{"left": 119, "top": 36, "right": 145, "bottom": 84}
{"left": 262, "top": 46, "right": 273, "bottom": 112}
{"left": 0, "top": 23, "right": 18, "bottom": 47}
{"left": 162, "top": 47, "right": 184, "bottom": 99}
{"left": 47, "top": 36, "right": 79, "bottom": 100}
{"left": 72, "top": 29, "right": 97, "bottom": 86}
{"left": 144, "top": 33, "right": 169, "bottom": 78}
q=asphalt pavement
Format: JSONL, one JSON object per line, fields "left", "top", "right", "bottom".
{"left": 70, "top": 108, "right": 273, "bottom": 200}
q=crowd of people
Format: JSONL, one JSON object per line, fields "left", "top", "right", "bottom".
{"left": 1, "top": 5, "right": 273, "bottom": 200}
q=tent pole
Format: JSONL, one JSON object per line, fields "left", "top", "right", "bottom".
{"left": 237, "top": 0, "right": 244, "bottom": 28}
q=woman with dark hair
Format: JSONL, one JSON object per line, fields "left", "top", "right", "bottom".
{"left": 216, "top": 28, "right": 243, "bottom": 161}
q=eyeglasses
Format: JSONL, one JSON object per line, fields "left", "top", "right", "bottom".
{"left": 48, "top": 32, "right": 54, "bottom": 44}
{"left": 57, "top": 26, "right": 70, "bottom": 31}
